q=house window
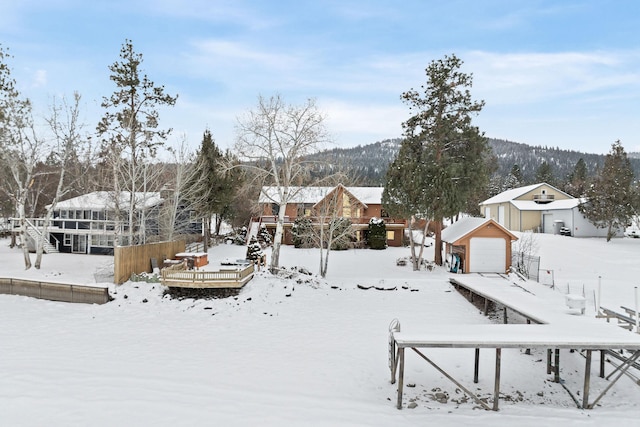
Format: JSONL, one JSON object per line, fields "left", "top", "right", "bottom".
{"left": 381, "top": 209, "right": 390, "bottom": 218}
{"left": 64, "top": 234, "right": 71, "bottom": 246}
{"left": 386, "top": 230, "right": 395, "bottom": 240}
{"left": 60, "top": 210, "right": 68, "bottom": 219}
{"left": 342, "top": 196, "right": 351, "bottom": 218}
{"left": 92, "top": 235, "right": 115, "bottom": 247}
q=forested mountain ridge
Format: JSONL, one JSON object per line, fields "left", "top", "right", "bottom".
{"left": 312, "top": 138, "right": 640, "bottom": 186}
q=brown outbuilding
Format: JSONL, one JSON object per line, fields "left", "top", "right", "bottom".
{"left": 441, "top": 217, "right": 518, "bottom": 274}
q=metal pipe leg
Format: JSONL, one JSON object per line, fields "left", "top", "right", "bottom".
{"left": 396, "top": 347, "right": 405, "bottom": 409}
{"left": 474, "top": 348, "right": 480, "bottom": 383}
{"left": 493, "top": 348, "right": 502, "bottom": 411}
{"left": 583, "top": 350, "right": 592, "bottom": 409}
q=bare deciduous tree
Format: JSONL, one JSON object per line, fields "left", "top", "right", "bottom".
{"left": 34, "top": 92, "right": 91, "bottom": 268}
{"left": 231, "top": 95, "right": 331, "bottom": 271}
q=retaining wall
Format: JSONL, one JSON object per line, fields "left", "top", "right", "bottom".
{"left": 0, "top": 278, "right": 111, "bottom": 304}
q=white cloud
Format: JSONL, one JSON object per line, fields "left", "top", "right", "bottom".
{"left": 466, "top": 50, "right": 640, "bottom": 105}
{"left": 31, "top": 69, "right": 47, "bottom": 88}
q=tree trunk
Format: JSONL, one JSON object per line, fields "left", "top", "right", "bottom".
{"left": 434, "top": 220, "right": 443, "bottom": 266}
{"left": 202, "top": 216, "right": 209, "bottom": 249}
{"left": 270, "top": 203, "right": 286, "bottom": 272}
{"left": 17, "top": 200, "right": 32, "bottom": 269}
{"left": 408, "top": 216, "right": 419, "bottom": 271}
{"left": 417, "top": 220, "right": 430, "bottom": 268}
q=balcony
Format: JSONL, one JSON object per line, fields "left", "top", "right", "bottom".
{"left": 256, "top": 215, "right": 407, "bottom": 227}
{"left": 533, "top": 194, "right": 555, "bottom": 204}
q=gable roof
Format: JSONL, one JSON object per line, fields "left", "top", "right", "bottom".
{"left": 480, "top": 182, "right": 572, "bottom": 205}
{"left": 259, "top": 186, "right": 383, "bottom": 206}
{"left": 441, "top": 217, "right": 518, "bottom": 243}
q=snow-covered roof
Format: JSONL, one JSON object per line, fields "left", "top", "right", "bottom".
{"left": 480, "top": 182, "right": 575, "bottom": 206}
{"left": 441, "top": 217, "right": 516, "bottom": 243}
{"left": 259, "top": 186, "right": 384, "bottom": 205}
{"left": 52, "top": 191, "right": 163, "bottom": 210}
{"left": 479, "top": 183, "right": 544, "bottom": 205}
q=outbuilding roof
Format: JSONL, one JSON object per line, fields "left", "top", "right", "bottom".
{"left": 441, "top": 217, "right": 518, "bottom": 244}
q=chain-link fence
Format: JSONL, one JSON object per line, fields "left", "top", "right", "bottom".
{"left": 511, "top": 251, "right": 540, "bottom": 282}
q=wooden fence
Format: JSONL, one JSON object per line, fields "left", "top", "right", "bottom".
{"left": 114, "top": 240, "right": 186, "bottom": 284}
{"left": 0, "top": 277, "right": 111, "bottom": 304}
{"left": 161, "top": 263, "right": 255, "bottom": 289}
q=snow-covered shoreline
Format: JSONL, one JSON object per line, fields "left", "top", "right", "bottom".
{"left": 1, "top": 235, "right": 640, "bottom": 426}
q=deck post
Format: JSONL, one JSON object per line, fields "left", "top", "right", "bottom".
{"left": 554, "top": 349, "right": 560, "bottom": 383}
{"left": 493, "top": 348, "right": 502, "bottom": 411}
{"left": 396, "top": 347, "right": 405, "bottom": 409}
{"left": 547, "top": 349, "right": 552, "bottom": 374}
{"left": 474, "top": 348, "right": 480, "bottom": 383}
{"left": 599, "top": 350, "right": 605, "bottom": 378}
{"left": 583, "top": 350, "right": 592, "bottom": 409}
{"left": 503, "top": 307, "right": 508, "bottom": 324}
{"left": 484, "top": 298, "right": 489, "bottom": 316}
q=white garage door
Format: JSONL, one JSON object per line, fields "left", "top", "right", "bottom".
{"left": 469, "top": 237, "right": 506, "bottom": 273}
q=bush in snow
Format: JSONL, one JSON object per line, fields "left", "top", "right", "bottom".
{"left": 246, "top": 236, "right": 264, "bottom": 262}
{"left": 291, "top": 217, "right": 314, "bottom": 248}
{"left": 257, "top": 225, "right": 273, "bottom": 247}
{"left": 368, "top": 217, "right": 387, "bottom": 250}
{"left": 328, "top": 217, "right": 353, "bottom": 251}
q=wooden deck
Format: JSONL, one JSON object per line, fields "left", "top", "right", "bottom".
{"left": 161, "top": 263, "right": 255, "bottom": 289}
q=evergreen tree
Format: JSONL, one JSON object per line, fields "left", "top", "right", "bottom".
{"left": 564, "top": 158, "right": 588, "bottom": 197}
{"left": 367, "top": 217, "right": 387, "bottom": 250}
{"left": 245, "top": 235, "right": 264, "bottom": 262}
{"left": 535, "top": 161, "right": 554, "bottom": 185}
{"left": 291, "top": 217, "right": 314, "bottom": 248}
{"left": 97, "top": 39, "right": 177, "bottom": 245}
{"left": 386, "top": 54, "right": 490, "bottom": 266}
{"left": 190, "top": 129, "right": 242, "bottom": 247}
{"left": 503, "top": 164, "right": 523, "bottom": 190}
{"left": 256, "top": 225, "right": 272, "bottom": 247}
{"left": 580, "top": 141, "right": 636, "bottom": 241}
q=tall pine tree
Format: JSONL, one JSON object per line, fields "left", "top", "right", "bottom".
{"left": 385, "top": 54, "right": 490, "bottom": 266}
{"left": 191, "top": 129, "right": 241, "bottom": 247}
{"left": 580, "top": 141, "right": 636, "bottom": 241}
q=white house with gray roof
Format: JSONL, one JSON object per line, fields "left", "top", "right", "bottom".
{"left": 479, "top": 183, "right": 620, "bottom": 237}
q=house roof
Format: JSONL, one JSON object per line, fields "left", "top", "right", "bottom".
{"left": 52, "top": 191, "right": 163, "bottom": 210}
{"left": 441, "top": 217, "right": 517, "bottom": 243}
{"left": 480, "top": 182, "right": 572, "bottom": 205}
{"left": 259, "top": 186, "right": 384, "bottom": 205}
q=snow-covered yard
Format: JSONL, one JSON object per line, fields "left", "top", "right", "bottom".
{"left": 1, "top": 233, "right": 640, "bottom": 426}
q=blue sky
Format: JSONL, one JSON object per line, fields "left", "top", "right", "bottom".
{"left": 1, "top": 0, "right": 639, "bottom": 154}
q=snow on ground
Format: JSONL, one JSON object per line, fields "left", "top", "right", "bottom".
{"left": 1, "top": 234, "right": 640, "bottom": 426}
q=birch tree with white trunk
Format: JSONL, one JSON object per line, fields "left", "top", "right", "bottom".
{"left": 34, "top": 92, "right": 90, "bottom": 268}
{"left": 232, "top": 95, "right": 331, "bottom": 272}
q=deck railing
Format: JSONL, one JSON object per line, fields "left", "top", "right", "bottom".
{"left": 161, "top": 263, "right": 255, "bottom": 288}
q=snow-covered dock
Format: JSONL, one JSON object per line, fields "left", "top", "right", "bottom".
{"left": 390, "top": 274, "right": 640, "bottom": 411}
